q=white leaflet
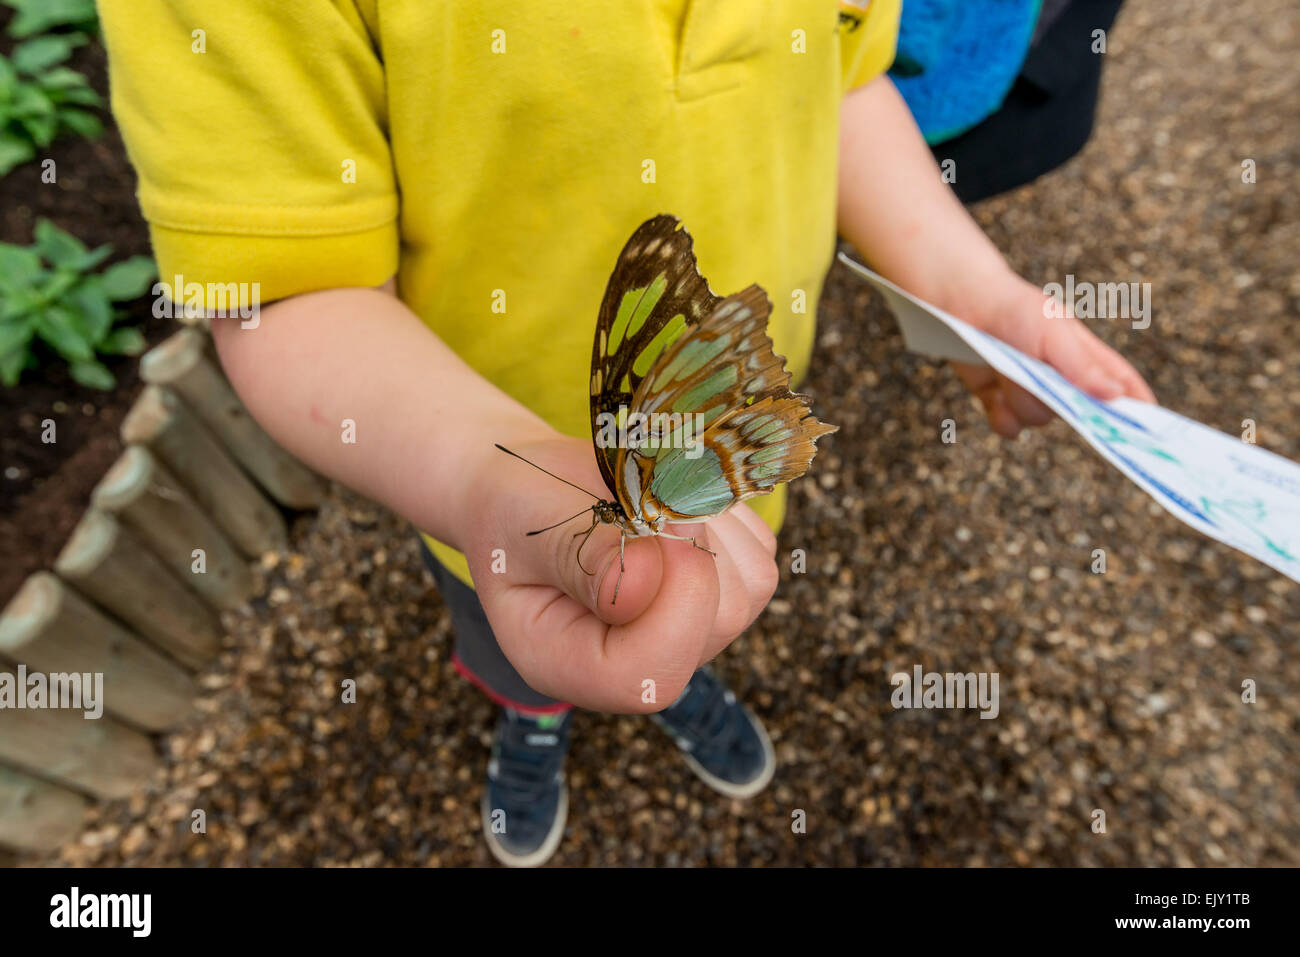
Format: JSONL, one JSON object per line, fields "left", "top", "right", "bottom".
{"left": 839, "top": 253, "right": 1300, "bottom": 583}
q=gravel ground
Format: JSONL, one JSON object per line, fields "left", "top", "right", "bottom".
{"left": 30, "top": 0, "right": 1299, "bottom": 866}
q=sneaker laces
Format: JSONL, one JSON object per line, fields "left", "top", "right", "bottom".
{"left": 492, "top": 711, "right": 571, "bottom": 803}
{"left": 660, "top": 670, "right": 744, "bottom": 754}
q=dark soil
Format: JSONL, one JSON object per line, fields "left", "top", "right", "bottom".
{"left": 0, "top": 14, "right": 176, "bottom": 605}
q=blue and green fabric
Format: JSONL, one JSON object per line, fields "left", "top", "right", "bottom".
{"left": 890, "top": 0, "right": 1043, "bottom": 144}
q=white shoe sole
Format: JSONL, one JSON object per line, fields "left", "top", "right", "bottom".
{"left": 481, "top": 785, "right": 568, "bottom": 868}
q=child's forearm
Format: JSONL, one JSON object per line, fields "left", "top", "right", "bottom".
{"left": 837, "top": 75, "right": 1016, "bottom": 311}
{"left": 210, "top": 284, "right": 554, "bottom": 549}
{"left": 837, "top": 75, "right": 1157, "bottom": 426}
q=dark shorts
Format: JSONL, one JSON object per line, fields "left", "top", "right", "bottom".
{"left": 418, "top": 536, "right": 570, "bottom": 716}
{"left": 930, "top": 0, "right": 1127, "bottom": 204}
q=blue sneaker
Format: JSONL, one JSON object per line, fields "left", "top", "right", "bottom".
{"left": 481, "top": 708, "right": 572, "bottom": 867}
{"left": 650, "top": 667, "right": 775, "bottom": 798}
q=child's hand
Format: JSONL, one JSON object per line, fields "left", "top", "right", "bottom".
{"left": 456, "top": 431, "right": 779, "bottom": 713}
{"left": 950, "top": 275, "right": 1157, "bottom": 438}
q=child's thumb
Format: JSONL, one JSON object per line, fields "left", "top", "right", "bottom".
{"left": 513, "top": 505, "right": 663, "bottom": 624}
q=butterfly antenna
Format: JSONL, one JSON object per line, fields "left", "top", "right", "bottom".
{"left": 495, "top": 444, "right": 604, "bottom": 501}
{"left": 525, "top": 506, "right": 595, "bottom": 537}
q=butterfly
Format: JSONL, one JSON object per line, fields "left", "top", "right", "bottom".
{"left": 499, "top": 214, "right": 836, "bottom": 603}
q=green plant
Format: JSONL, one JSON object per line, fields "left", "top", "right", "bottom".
{"left": 0, "top": 34, "right": 102, "bottom": 175}
{"left": 2, "top": 0, "right": 99, "bottom": 39}
{"left": 0, "top": 220, "right": 156, "bottom": 389}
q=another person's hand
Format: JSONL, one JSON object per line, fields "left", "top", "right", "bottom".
{"left": 951, "top": 274, "right": 1157, "bottom": 438}
{"left": 454, "top": 429, "right": 779, "bottom": 713}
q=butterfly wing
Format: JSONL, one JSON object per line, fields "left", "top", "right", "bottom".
{"left": 615, "top": 283, "right": 837, "bottom": 524}
{"left": 590, "top": 215, "right": 722, "bottom": 501}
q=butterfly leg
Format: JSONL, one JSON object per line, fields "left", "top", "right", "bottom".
{"left": 572, "top": 512, "right": 600, "bottom": 575}
{"left": 611, "top": 531, "right": 627, "bottom": 606}
{"left": 656, "top": 530, "right": 717, "bottom": 557}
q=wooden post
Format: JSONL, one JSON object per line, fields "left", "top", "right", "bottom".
{"left": 0, "top": 666, "right": 159, "bottom": 799}
{"left": 0, "top": 573, "right": 196, "bottom": 732}
{"left": 0, "top": 765, "right": 88, "bottom": 854}
{"left": 55, "top": 511, "right": 221, "bottom": 670}
{"left": 122, "top": 385, "right": 288, "bottom": 558}
{"left": 91, "top": 446, "right": 254, "bottom": 610}
{"left": 140, "top": 329, "right": 328, "bottom": 508}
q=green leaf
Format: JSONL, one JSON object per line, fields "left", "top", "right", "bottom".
{"left": 9, "top": 81, "right": 53, "bottom": 118}
{"left": 68, "top": 359, "right": 115, "bottom": 390}
{"left": 100, "top": 256, "right": 157, "bottom": 301}
{"left": 81, "top": 244, "right": 113, "bottom": 271}
{"left": 0, "top": 128, "right": 36, "bottom": 176}
{"left": 10, "top": 35, "right": 81, "bottom": 74}
{"left": 6, "top": 0, "right": 100, "bottom": 39}
{"left": 33, "top": 218, "right": 89, "bottom": 268}
{"left": 0, "top": 316, "right": 33, "bottom": 355}
{"left": 0, "top": 215, "right": 144, "bottom": 383}
{"left": 0, "top": 57, "right": 16, "bottom": 97}
{"left": 56, "top": 106, "right": 100, "bottom": 139}
{"left": 0, "top": 345, "right": 28, "bottom": 386}
{"left": 47, "top": 301, "right": 94, "bottom": 342}
{"left": 66, "top": 276, "right": 113, "bottom": 342}
{"left": 99, "top": 325, "right": 146, "bottom": 356}
{"left": 37, "top": 66, "right": 95, "bottom": 92}
{"left": 33, "top": 306, "right": 93, "bottom": 361}
{"left": 0, "top": 242, "right": 42, "bottom": 289}
{"left": 19, "top": 111, "right": 57, "bottom": 147}
{"left": 48, "top": 86, "right": 102, "bottom": 110}
{"left": 44, "top": 73, "right": 100, "bottom": 109}
{"left": 38, "top": 266, "right": 80, "bottom": 302}
{"left": 0, "top": 296, "right": 37, "bottom": 323}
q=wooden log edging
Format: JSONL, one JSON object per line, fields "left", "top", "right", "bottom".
{"left": 54, "top": 510, "right": 221, "bottom": 670}
{"left": 0, "top": 324, "right": 332, "bottom": 853}
{"left": 122, "top": 384, "right": 289, "bottom": 558}
{"left": 91, "top": 445, "right": 255, "bottom": 611}
{"left": 140, "top": 328, "right": 328, "bottom": 508}
{"left": 0, "top": 766, "right": 89, "bottom": 854}
{"left": 0, "top": 573, "right": 196, "bottom": 732}
{"left": 0, "top": 665, "right": 161, "bottom": 800}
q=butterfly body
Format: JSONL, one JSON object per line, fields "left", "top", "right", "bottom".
{"left": 567, "top": 490, "right": 667, "bottom": 547}
{"left": 503, "top": 214, "right": 836, "bottom": 602}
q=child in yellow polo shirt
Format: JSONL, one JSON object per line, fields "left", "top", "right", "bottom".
{"left": 99, "top": 0, "right": 1152, "bottom": 866}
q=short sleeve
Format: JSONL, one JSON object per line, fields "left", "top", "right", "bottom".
{"left": 98, "top": 0, "right": 398, "bottom": 308}
{"left": 839, "top": 0, "right": 902, "bottom": 93}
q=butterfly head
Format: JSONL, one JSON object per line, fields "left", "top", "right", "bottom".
{"left": 593, "top": 500, "right": 625, "bottom": 527}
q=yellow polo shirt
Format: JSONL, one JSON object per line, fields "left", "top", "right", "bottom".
{"left": 99, "top": 0, "right": 899, "bottom": 587}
